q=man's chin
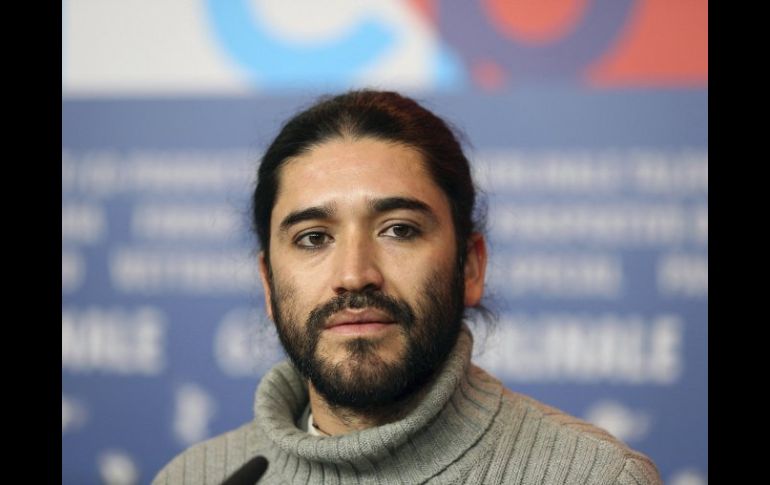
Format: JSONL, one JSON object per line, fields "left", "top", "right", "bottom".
{"left": 319, "top": 329, "right": 404, "bottom": 360}
{"left": 310, "top": 345, "right": 413, "bottom": 409}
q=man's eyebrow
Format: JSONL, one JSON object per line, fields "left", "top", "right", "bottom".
{"left": 278, "top": 204, "right": 336, "bottom": 233}
{"left": 369, "top": 197, "right": 438, "bottom": 222}
{"left": 278, "top": 197, "right": 438, "bottom": 234}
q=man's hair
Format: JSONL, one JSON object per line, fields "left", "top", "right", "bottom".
{"left": 252, "top": 89, "right": 486, "bottom": 264}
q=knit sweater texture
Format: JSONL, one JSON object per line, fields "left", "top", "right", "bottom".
{"left": 153, "top": 328, "right": 661, "bottom": 484}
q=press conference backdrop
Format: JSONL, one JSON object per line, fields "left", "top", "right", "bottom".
{"left": 62, "top": 1, "right": 707, "bottom": 483}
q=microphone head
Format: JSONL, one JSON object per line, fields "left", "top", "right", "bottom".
{"left": 221, "top": 455, "right": 268, "bottom": 485}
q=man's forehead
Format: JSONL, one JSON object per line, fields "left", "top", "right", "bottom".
{"left": 272, "top": 138, "right": 445, "bottom": 213}
{"left": 283, "top": 138, "right": 428, "bottom": 176}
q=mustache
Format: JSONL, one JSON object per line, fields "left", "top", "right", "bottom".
{"left": 306, "top": 290, "right": 415, "bottom": 333}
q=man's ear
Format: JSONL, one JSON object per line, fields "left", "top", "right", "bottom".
{"left": 463, "top": 232, "right": 487, "bottom": 307}
{"left": 258, "top": 252, "right": 274, "bottom": 320}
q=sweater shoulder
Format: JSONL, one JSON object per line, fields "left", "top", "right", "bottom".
{"left": 612, "top": 455, "right": 663, "bottom": 485}
{"left": 502, "top": 388, "right": 622, "bottom": 445}
{"left": 151, "top": 421, "right": 256, "bottom": 485}
{"left": 491, "top": 388, "right": 661, "bottom": 484}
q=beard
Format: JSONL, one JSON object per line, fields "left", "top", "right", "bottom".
{"left": 267, "top": 261, "right": 466, "bottom": 411}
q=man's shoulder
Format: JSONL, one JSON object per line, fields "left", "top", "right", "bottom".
{"left": 473, "top": 366, "right": 661, "bottom": 484}
{"left": 500, "top": 388, "right": 621, "bottom": 445}
{"left": 151, "top": 421, "right": 257, "bottom": 485}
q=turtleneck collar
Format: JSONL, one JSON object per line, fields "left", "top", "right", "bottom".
{"left": 251, "top": 326, "right": 503, "bottom": 481}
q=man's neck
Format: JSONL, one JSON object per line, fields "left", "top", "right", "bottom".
{"left": 307, "top": 382, "right": 429, "bottom": 436}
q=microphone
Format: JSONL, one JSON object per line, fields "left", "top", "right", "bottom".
{"left": 221, "top": 456, "right": 268, "bottom": 485}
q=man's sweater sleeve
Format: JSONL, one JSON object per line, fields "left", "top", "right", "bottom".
{"left": 613, "top": 456, "right": 663, "bottom": 485}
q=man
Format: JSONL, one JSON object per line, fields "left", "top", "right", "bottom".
{"left": 153, "top": 90, "right": 662, "bottom": 484}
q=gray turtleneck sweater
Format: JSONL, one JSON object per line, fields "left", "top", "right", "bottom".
{"left": 152, "top": 329, "right": 661, "bottom": 484}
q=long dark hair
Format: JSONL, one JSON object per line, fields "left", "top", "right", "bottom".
{"left": 252, "top": 89, "right": 486, "bottom": 266}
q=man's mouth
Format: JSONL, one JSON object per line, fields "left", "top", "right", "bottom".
{"left": 324, "top": 309, "right": 396, "bottom": 335}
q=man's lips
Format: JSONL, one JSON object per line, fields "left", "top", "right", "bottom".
{"left": 324, "top": 309, "right": 397, "bottom": 335}
{"left": 325, "top": 308, "right": 395, "bottom": 329}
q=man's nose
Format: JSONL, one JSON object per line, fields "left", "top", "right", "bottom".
{"left": 332, "top": 232, "right": 384, "bottom": 295}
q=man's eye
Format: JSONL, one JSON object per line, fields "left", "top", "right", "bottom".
{"left": 381, "top": 224, "right": 419, "bottom": 239}
{"left": 295, "top": 232, "right": 331, "bottom": 248}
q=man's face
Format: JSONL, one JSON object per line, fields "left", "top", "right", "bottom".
{"left": 259, "top": 137, "right": 485, "bottom": 409}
